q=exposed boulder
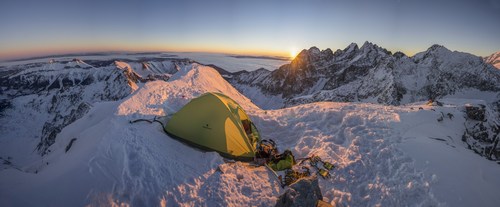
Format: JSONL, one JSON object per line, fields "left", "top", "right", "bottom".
{"left": 275, "top": 176, "right": 332, "bottom": 207}
{"left": 465, "top": 104, "right": 486, "bottom": 121}
{"left": 462, "top": 104, "right": 500, "bottom": 160}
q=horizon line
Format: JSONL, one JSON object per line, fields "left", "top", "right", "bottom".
{"left": 1, "top": 43, "right": 496, "bottom": 63}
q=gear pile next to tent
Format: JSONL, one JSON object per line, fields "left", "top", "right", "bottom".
{"left": 255, "top": 139, "right": 335, "bottom": 187}
{"left": 130, "top": 92, "right": 334, "bottom": 187}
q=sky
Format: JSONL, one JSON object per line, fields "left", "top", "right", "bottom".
{"left": 0, "top": 0, "right": 499, "bottom": 60}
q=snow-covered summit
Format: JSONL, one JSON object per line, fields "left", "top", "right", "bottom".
{"left": 64, "top": 58, "right": 93, "bottom": 69}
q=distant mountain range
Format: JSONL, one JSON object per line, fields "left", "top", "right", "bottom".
{"left": 0, "top": 57, "right": 193, "bottom": 155}
{"left": 0, "top": 44, "right": 499, "bottom": 206}
{"left": 227, "top": 42, "right": 500, "bottom": 108}
{"left": 1, "top": 42, "right": 498, "bottom": 158}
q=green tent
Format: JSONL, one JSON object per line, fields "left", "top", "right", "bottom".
{"left": 165, "top": 92, "right": 261, "bottom": 161}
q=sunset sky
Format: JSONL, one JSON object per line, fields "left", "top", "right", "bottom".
{"left": 1, "top": 0, "right": 499, "bottom": 60}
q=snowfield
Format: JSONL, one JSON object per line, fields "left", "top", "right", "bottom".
{"left": 1, "top": 64, "right": 500, "bottom": 206}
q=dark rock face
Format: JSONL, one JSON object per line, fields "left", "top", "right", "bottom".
{"left": 275, "top": 177, "right": 324, "bottom": 207}
{"left": 465, "top": 105, "right": 486, "bottom": 121}
{"left": 462, "top": 104, "right": 500, "bottom": 160}
{"left": 228, "top": 42, "right": 500, "bottom": 108}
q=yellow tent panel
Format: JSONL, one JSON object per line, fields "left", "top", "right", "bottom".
{"left": 165, "top": 92, "right": 260, "bottom": 161}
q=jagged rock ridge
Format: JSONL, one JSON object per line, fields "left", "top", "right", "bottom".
{"left": 228, "top": 42, "right": 500, "bottom": 108}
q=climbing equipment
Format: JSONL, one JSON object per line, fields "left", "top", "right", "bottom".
{"left": 129, "top": 116, "right": 168, "bottom": 133}
{"left": 282, "top": 167, "right": 311, "bottom": 186}
{"left": 299, "top": 155, "right": 335, "bottom": 179}
{"left": 256, "top": 139, "right": 278, "bottom": 159}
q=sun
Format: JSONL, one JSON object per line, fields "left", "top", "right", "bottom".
{"left": 290, "top": 48, "right": 299, "bottom": 59}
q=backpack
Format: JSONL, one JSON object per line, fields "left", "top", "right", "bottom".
{"left": 268, "top": 150, "right": 296, "bottom": 171}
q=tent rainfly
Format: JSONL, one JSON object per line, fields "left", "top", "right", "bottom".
{"left": 164, "top": 92, "right": 261, "bottom": 161}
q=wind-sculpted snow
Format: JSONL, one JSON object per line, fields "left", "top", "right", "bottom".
{"left": 253, "top": 103, "right": 439, "bottom": 206}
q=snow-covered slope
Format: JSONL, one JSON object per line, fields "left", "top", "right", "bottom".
{"left": 229, "top": 43, "right": 500, "bottom": 109}
{"left": 484, "top": 51, "right": 500, "bottom": 69}
{"left": 0, "top": 58, "right": 191, "bottom": 165}
{"left": 1, "top": 62, "right": 500, "bottom": 206}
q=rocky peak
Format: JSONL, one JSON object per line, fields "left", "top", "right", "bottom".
{"left": 426, "top": 44, "right": 452, "bottom": 55}
{"left": 71, "top": 58, "right": 85, "bottom": 65}
{"left": 359, "top": 41, "right": 392, "bottom": 56}
{"left": 484, "top": 51, "right": 500, "bottom": 69}
{"left": 141, "top": 62, "right": 150, "bottom": 70}
{"left": 334, "top": 43, "right": 359, "bottom": 58}
{"left": 412, "top": 44, "right": 453, "bottom": 63}
{"left": 360, "top": 41, "right": 375, "bottom": 51}
{"left": 320, "top": 48, "right": 334, "bottom": 60}
{"left": 64, "top": 58, "right": 92, "bottom": 69}
{"left": 485, "top": 51, "right": 500, "bottom": 60}
{"left": 294, "top": 47, "right": 320, "bottom": 59}
{"left": 346, "top": 43, "right": 359, "bottom": 52}
{"left": 290, "top": 46, "right": 333, "bottom": 68}
{"left": 393, "top": 51, "right": 407, "bottom": 59}
{"left": 308, "top": 46, "right": 321, "bottom": 55}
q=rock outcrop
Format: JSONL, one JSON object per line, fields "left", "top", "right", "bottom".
{"left": 275, "top": 177, "right": 331, "bottom": 207}
{"left": 462, "top": 104, "right": 500, "bottom": 160}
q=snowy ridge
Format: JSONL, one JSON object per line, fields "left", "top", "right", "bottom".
{"left": 484, "top": 51, "right": 500, "bottom": 69}
{"left": 114, "top": 59, "right": 184, "bottom": 81}
{"left": 229, "top": 42, "right": 500, "bottom": 109}
{"left": 2, "top": 62, "right": 500, "bottom": 206}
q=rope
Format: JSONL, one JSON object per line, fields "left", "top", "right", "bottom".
{"left": 129, "top": 116, "right": 169, "bottom": 134}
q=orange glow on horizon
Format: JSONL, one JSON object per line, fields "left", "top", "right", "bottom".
{"left": 0, "top": 41, "right": 425, "bottom": 61}
{"left": 0, "top": 43, "right": 290, "bottom": 61}
{"left": 289, "top": 48, "right": 299, "bottom": 60}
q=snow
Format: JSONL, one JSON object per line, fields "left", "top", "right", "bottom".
{"left": 396, "top": 100, "right": 500, "bottom": 206}
{"left": 484, "top": 51, "right": 500, "bottom": 69}
{"left": 442, "top": 89, "right": 499, "bottom": 103}
{"left": 1, "top": 52, "right": 288, "bottom": 72}
{"left": 1, "top": 63, "right": 500, "bottom": 206}
{"left": 169, "top": 52, "right": 288, "bottom": 72}
{"left": 231, "top": 83, "right": 285, "bottom": 110}
{"left": 0, "top": 62, "right": 134, "bottom": 167}
{"left": 255, "top": 103, "right": 439, "bottom": 206}
{"left": 306, "top": 77, "right": 329, "bottom": 95}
